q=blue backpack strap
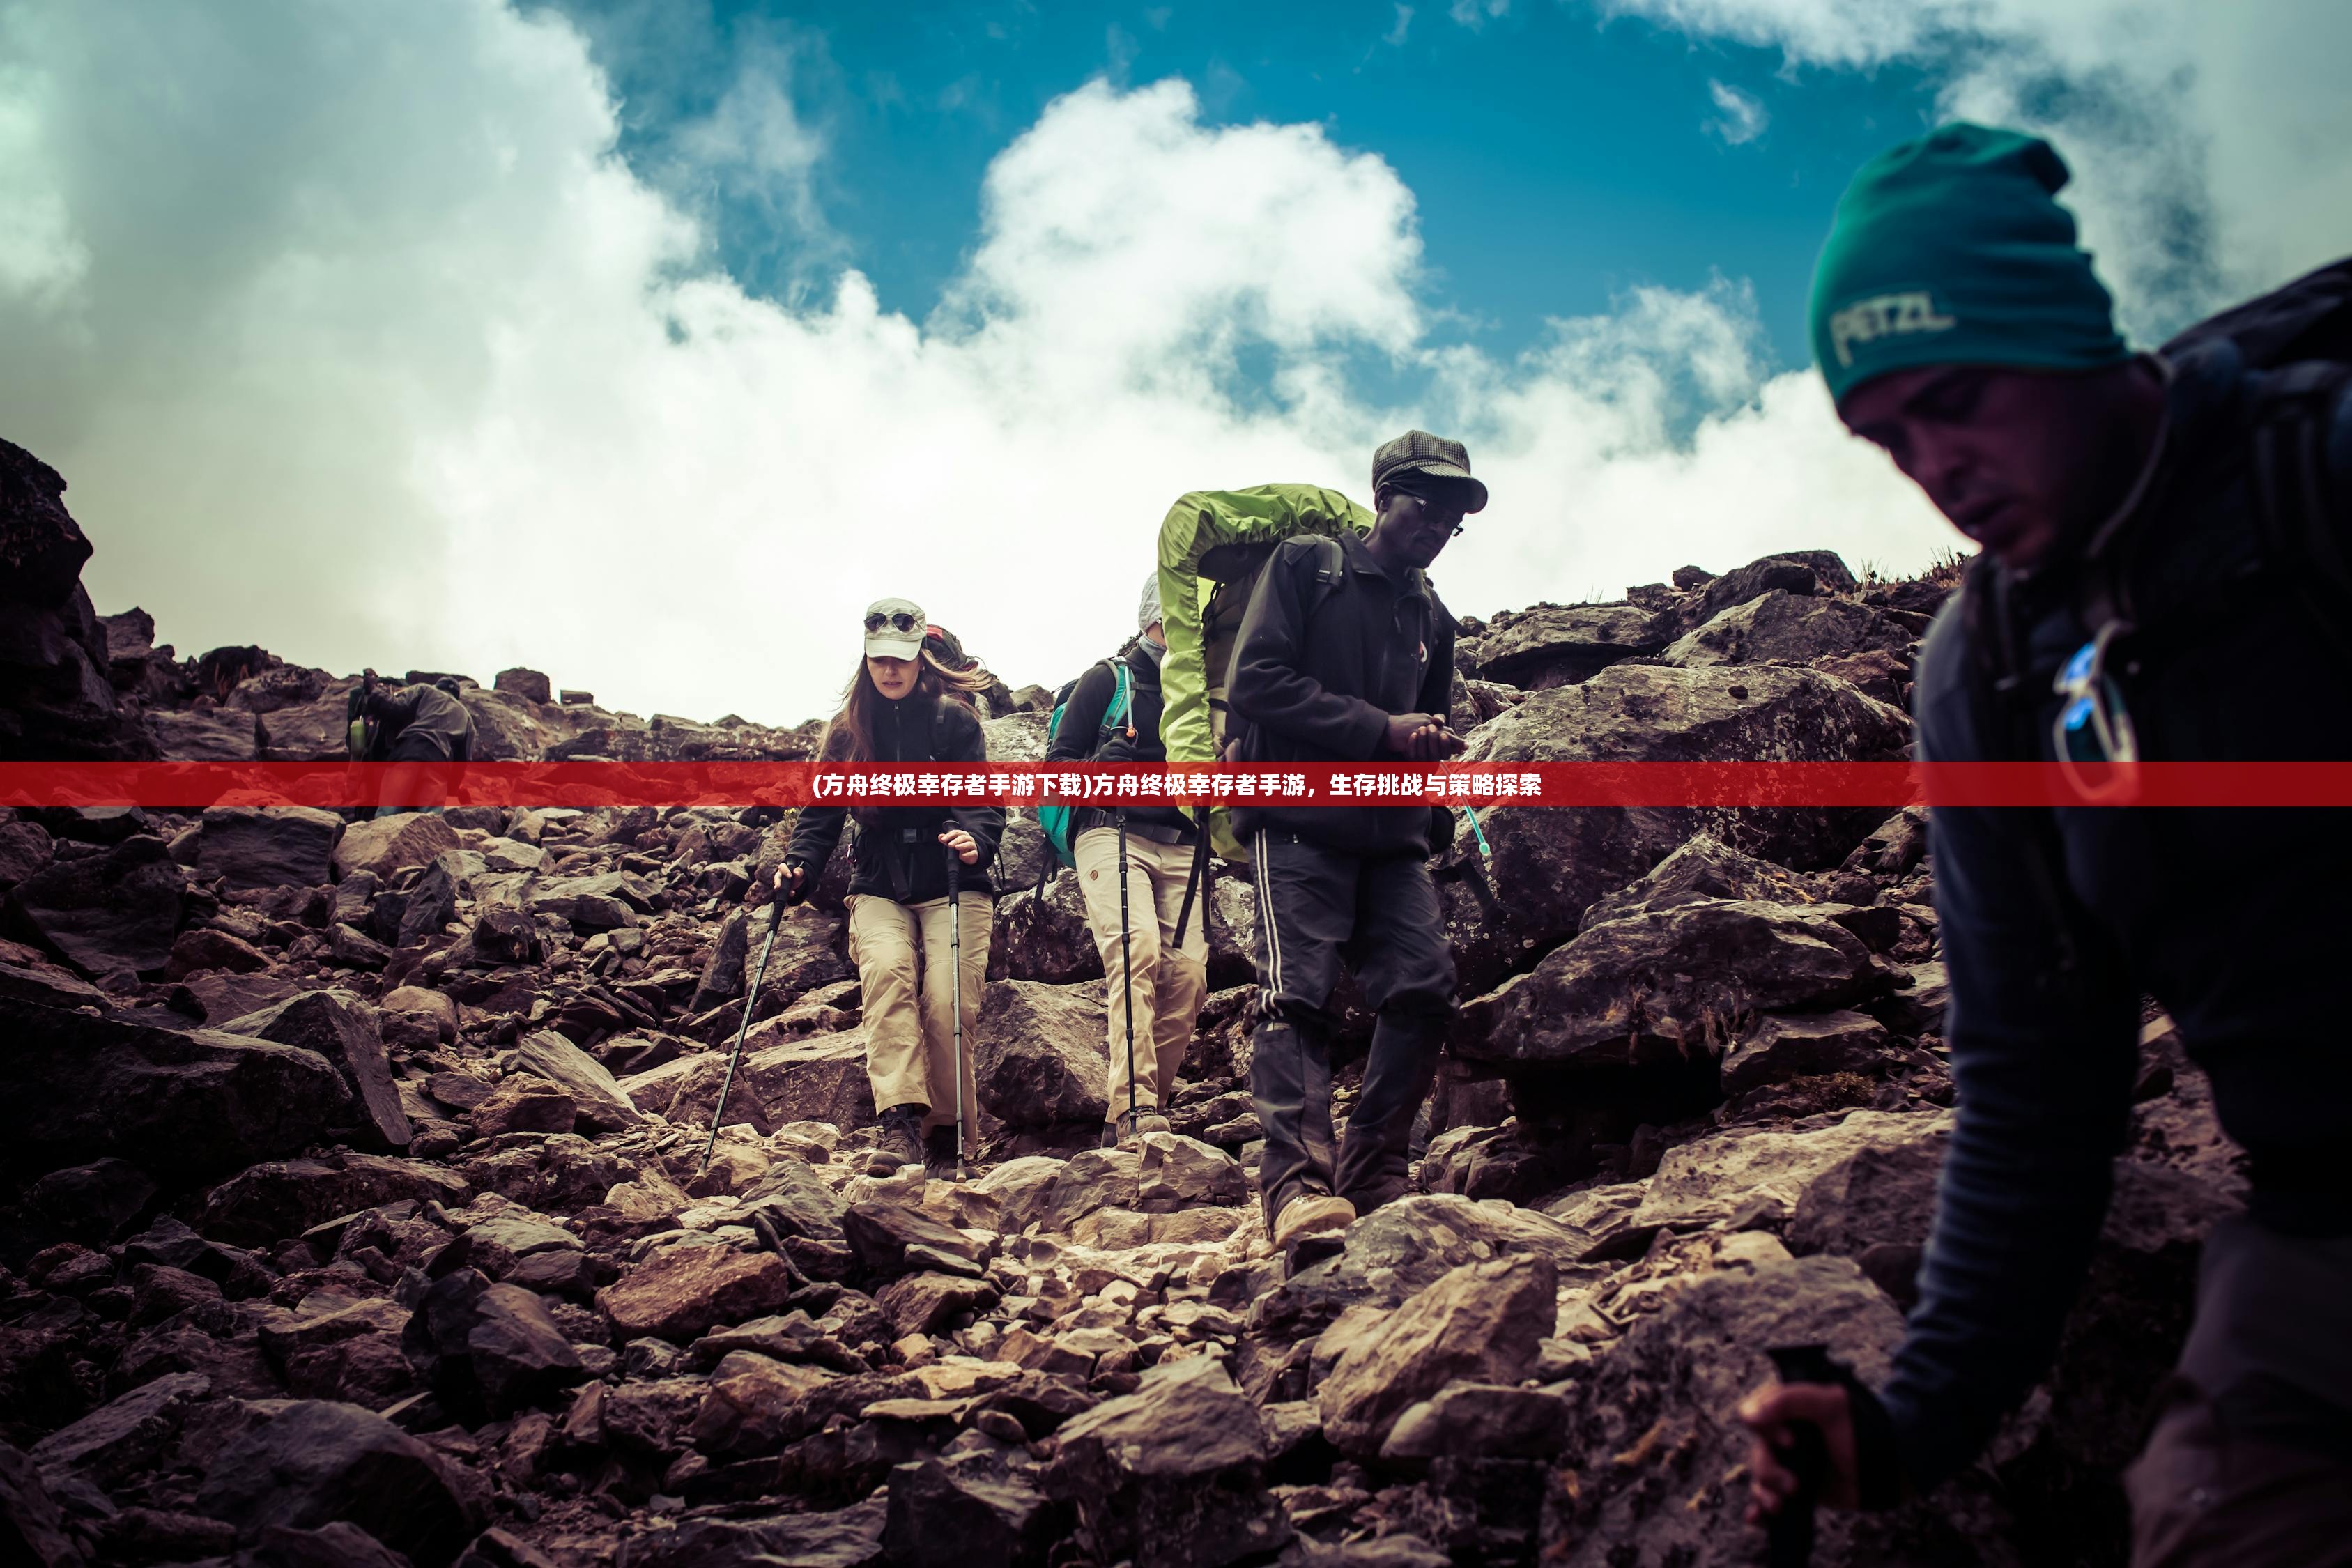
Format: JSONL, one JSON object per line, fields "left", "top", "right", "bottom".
{"left": 1100, "top": 658, "right": 1135, "bottom": 743}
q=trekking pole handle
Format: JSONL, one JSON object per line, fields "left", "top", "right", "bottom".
{"left": 1762, "top": 1344, "right": 1841, "bottom": 1568}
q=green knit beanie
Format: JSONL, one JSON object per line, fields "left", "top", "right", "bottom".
{"left": 1808, "top": 123, "right": 2131, "bottom": 404}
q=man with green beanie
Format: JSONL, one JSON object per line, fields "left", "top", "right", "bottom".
{"left": 1738, "top": 123, "right": 2352, "bottom": 1564}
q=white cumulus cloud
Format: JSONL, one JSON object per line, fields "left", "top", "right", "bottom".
{"left": 1706, "top": 79, "right": 1769, "bottom": 145}
{"left": 1, "top": 0, "right": 1960, "bottom": 727}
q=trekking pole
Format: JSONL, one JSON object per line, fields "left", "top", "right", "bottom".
{"left": 1117, "top": 806, "right": 1137, "bottom": 1130}
{"left": 1171, "top": 808, "right": 1210, "bottom": 948}
{"left": 944, "top": 820, "right": 968, "bottom": 1180}
{"left": 702, "top": 874, "right": 803, "bottom": 1172}
{"left": 1761, "top": 1344, "right": 1840, "bottom": 1568}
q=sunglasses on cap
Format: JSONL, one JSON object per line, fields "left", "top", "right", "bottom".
{"left": 864, "top": 610, "right": 922, "bottom": 635}
{"left": 2053, "top": 623, "right": 2141, "bottom": 806}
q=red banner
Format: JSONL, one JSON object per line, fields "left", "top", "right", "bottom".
{"left": 3, "top": 760, "right": 2350, "bottom": 809}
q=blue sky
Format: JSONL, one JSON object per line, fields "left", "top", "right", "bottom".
{"left": 3, "top": 1, "right": 2345, "bottom": 723}
{"left": 560, "top": 0, "right": 1939, "bottom": 374}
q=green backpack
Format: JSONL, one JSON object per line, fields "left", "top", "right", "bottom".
{"left": 1033, "top": 658, "right": 1136, "bottom": 886}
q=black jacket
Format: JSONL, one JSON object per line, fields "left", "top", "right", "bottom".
{"left": 785, "top": 694, "right": 1004, "bottom": 902}
{"left": 1227, "top": 530, "right": 1456, "bottom": 856}
{"left": 364, "top": 684, "right": 475, "bottom": 762}
{"left": 1045, "top": 642, "right": 1192, "bottom": 836}
{"left": 1881, "top": 340, "right": 2352, "bottom": 1488}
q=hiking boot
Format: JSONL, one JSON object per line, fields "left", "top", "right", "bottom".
{"left": 1272, "top": 1192, "right": 1355, "bottom": 1250}
{"left": 924, "top": 1125, "right": 963, "bottom": 1182}
{"left": 1103, "top": 1109, "right": 1174, "bottom": 1150}
{"left": 867, "top": 1105, "right": 925, "bottom": 1176}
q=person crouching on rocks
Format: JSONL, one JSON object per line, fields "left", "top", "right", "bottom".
{"left": 778, "top": 597, "right": 1003, "bottom": 1179}
{"left": 1227, "top": 431, "right": 1479, "bottom": 1253}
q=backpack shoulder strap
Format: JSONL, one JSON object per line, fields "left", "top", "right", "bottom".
{"left": 1305, "top": 532, "right": 1348, "bottom": 617}
{"left": 1099, "top": 658, "right": 1136, "bottom": 742}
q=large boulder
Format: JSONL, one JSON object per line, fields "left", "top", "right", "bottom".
{"left": 1318, "top": 1254, "right": 1555, "bottom": 1456}
{"left": 220, "top": 990, "right": 411, "bottom": 1150}
{"left": 1454, "top": 899, "right": 1883, "bottom": 1078}
{"left": 147, "top": 707, "right": 263, "bottom": 760}
{"left": 4, "top": 833, "right": 185, "bottom": 976}
{"left": 333, "top": 814, "right": 462, "bottom": 881}
{"left": 1539, "top": 1256, "right": 2015, "bottom": 1567}
{"left": 1042, "top": 1356, "right": 1289, "bottom": 1568}
{"left": 197, "top": 807, "right": 344, "bottom": 891}
{"left": 987, "top": 871, "right": 1100, "bottom": 985}
{"left": 0, "top": 439, "right": 155, "bottom": 760}
{"left": 1576, "top": 832, "right": 1812, "bottom": 933}
{"left": 1630, "top": 1109, "right": 1950, "bottom": 1235}
{"left": 598, "top": 1243, "right": 799, "bottom": 1344}
{"left": 0, "top": 820, "right": 53, "bottom": 888}
{"left": 403, "top": 1268, "right": 587, "bottom": 1420}
{"left": 689, "top": 902, "right": 849, "bottom": 1017}
{"left": 1458, "top": 604, "right": 1674, "bottom": 690}
{"left": 196, "top": 1400, "right": 481, "bottom": 1567}
{"left": 1659, "top": 590, "right": 1911, "bottom": 670}
{"left": 641, "top": 1028, "right": 875, "bottom": 1135}
{"left": 1432, "top": 664, "right": 1910, "bottom": 996}
{"left": 194, "top": 1151, "right": 469, "bottom": 1246}
{"left": 256, "top": 691, "right": 360, "bottom": 762}
{"left": 514, "top": 1029, "right": 644, "bottom": 1131}
{"left": 975, "top": 980, "right": 1107, "bottom": 1130}
{"left": 0, "top": 998, "right": 355, "bottom": 1181}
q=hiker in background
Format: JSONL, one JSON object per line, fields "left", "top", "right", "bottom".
{"left": 353, "top": 672, "right": 475, "bottom": 819}
{"left": 1737, "top": 123, "right": 2352, "bottom": 1562}
{"left": 1228, "top": 431, "right": 1479, "bottom": 1251}
{"left": 1045, "top": 571, "right": 1210, "bottom": 1148}
{"left": 778, "top": 598, "right": 1004, "bottom": 1179}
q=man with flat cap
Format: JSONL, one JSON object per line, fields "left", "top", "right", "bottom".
{"left": 1227, "top": 429, "right": 1485, "bottom": 1252}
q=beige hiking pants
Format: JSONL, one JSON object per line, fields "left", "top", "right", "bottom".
{"left": 1074, "top": 826, "right": 1208, "bottom": 1122}
{"left": 846, "top": 891, "right": 990, "bottom": 1138}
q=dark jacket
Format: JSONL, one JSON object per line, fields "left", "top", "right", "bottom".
{"left": 1882, "top": 341, "right": 2352, "bottom": 1489}
{"left": 1045, "top": 641, "right": 1192, "bottom": 837}
{"left": 785, "top": 693, "right": 1003, "bottom": 903}
{"left": 1227, "top": 530, "right": 1456, "bottom": 856}
{"left": 364, "top": 684, "right": 475, "bottom": 762}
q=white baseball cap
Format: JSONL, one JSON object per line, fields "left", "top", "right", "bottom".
{"left": 863, "top": 597, "right": 927, "bottom": 660}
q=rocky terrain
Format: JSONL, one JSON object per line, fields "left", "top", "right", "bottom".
{"left": 0, "top": 436, "right": 2242, "bottom": 1567}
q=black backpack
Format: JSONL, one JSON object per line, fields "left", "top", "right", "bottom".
{"left": 1961, "top": 256, "right": 2352, "bottom": 752}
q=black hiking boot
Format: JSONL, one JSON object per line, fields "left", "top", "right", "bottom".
{"left": 867, "top": 1105, "right": 925, "bottom": 1176}
{"left": 924, "top": 1125, "right": 963, "bottom": 1181}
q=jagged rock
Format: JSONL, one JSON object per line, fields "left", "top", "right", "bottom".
{"left": 1319, "top": 1254, "right": 1555, "bottom": 1456}
{"left": 495, "top": 668, "right": 552, "bottom": 704}
{"left": 614, "top": 1495, "right": 888, "bottom": 1568}
{"left": 1031, "top": 1148, "right": 1140, "bottom": 1236}
{"left": 1576, "top": 833, "right": 1813, "bottom": 933}
{"left": 1136, "top": 1135, "right": 1246, "bottom": 1212}
{"left": 333, "top": 814, "right": 461, "bottom": 881}
{"left": 403, "top": 1268, "right": 588, "bottom": 1420}
{"left": 0, "top": 820, "right": 54, "bottom": 886}
{"left": 1381, "top": 1383, "right": 1569, "bottom": 1462}
{"left": 162, "top": 925, "right": 271, "bottom": 978}
{"left": 1867, "top": 960, "right": 1949, "bottom": 1035}
{"left": 843, "top": 1201, "right": 986, "bottom": 1282}
{"left": 197, "top": 807, "right": 344, "bottom": 891}
{"left": 257, "top": 1296, "right": 415, "bottom": 1403}
{"left": 689, "top": 1351, "right": 840, "bottom": 1458}
{"left": 5, "top": 833, "right": 184, "bottom": 976}
{"left": 691, "top": 902, "right": 851, "bottom": 1017}
{"left": 1721, "top": 1010, "right": 1895, "bottom": 1095}
{"left": 0, "top": 958, "right": 105, "bottom": 1010}
{"left": 0, "top": 438, "right": 155, "bottom": 761}
{"left": 1459, "top": 604, "right": 1674, "bottom": 689}
{"left": 1540, "top": 1256, "right": 2013, "bottom": 1567}
{"left": 1843, "top": 806, "right": 1928, "bottom": 876}
{"left": 0, "top": 998, "right": 355, "bottom": 1181}
{"left": 599, "top": 1244, "right": 799, "bottom": 1343}
{"left": 222, "top": 990, "right": 412, "bottom": 1150}
{"left": 0, "top": 1439, "right": 84, "bottom": 1568}
{"left": 381, "top": 984, "right": 456, "bottom": 1043}
{"left": 327, "top": 922, "right": 390, "bottom": 970}
{"left": 444, "top": 905, "right": 543, "bottom": 971}
{"left": 643, "top": 1028, "right": 875, "bottom": 1135}
{"left": 27, "top": 1370, "right": 209, "bottom": 1489}
{"left": 466, "top": 1135, "right": 624, "bottom": 1213}
{"left": 1253, "top": 1194, "right": 1592, "bottom": 1346}
{"left": 1660, "top": 590, "right": 1910, "bottom": 669}
{"left": 1685, "top": 552, "right": 1853, "bottom": 629}
{"left": 194, "top": 1152, "right": 468, "bottom": 1246}
{"left": 884, "top": 1450, "right": 1065, "bottom": 1568}
{"left": 394, "top": 852, "right": 465, "bottom": 947}
{"left": 877, "top": 1273, "right": 999, "bottom": 1337}
{"left": 146, "top": 708, "right": 263, "bottom": 759}
{"left": 986, "top": 871, "right": 1099, "bottom": 985}
{"left": 1631, "top": 1109, "right": 1949, "bottom": 1236}
{"left": 525, "top": 870, "right": 656, "bottom": 929}
{"left": 196, "top": 1400, "right": 481, "bottom": 1568}
{"left": 20, "top": 1158, "right": 156, "bottom": 1246}
{"left": 1456, "top": 899, "right": 1881, "bottom": 1076}
{"left": 968, "top": 1156, "right": 1066, "bottom": 1235}
{"left": 514, "top": 1029, "right": 644, "bottom": 1131}
{"left": 1043, "top": 1356, "right": 1289, "bottom": 1568}
{"left": 468, "top": 1077, "right": 577, "bottom": 1138}
{"left": 1434, "top": 665, "right": 1910, "bottom": 996}
{"left": 976, "top": 979, "right": 1107, "bottom": 1130}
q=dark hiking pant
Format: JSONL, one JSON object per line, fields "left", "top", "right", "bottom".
{"left": 374, "top": 731, "right": 458, "bottom": 820}
{"left": 1247, "top": 830, "right": 1454, "bottom": 1228}
{"left": 2123, "top": 1215, "right": 2352, "bottom": 1566}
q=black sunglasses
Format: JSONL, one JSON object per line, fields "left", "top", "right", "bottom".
{"left": 864, "top": 610, "right": 921, "bottom": 634}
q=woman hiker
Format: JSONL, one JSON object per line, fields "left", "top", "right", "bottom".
{"left": 779, "top": 599, "right": 1004, "bottom": 1178}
